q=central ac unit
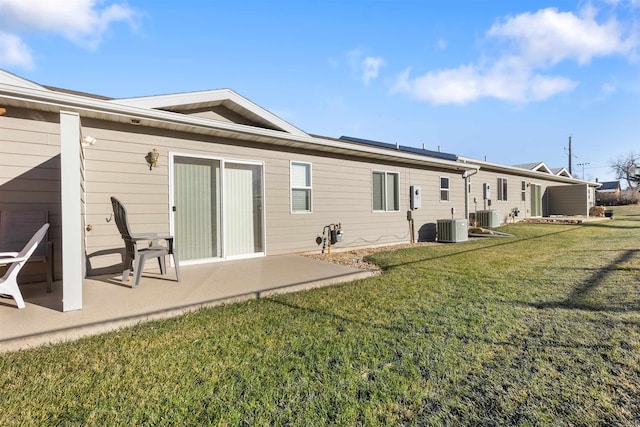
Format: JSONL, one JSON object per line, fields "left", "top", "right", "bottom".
{"left": 476, "top": 210, "right": 501, "bottom": 228}
{"left": 437, "top": 219, "right": 468, "bottom": 243}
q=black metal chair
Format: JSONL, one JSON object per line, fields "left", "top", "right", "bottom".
{"left": 110, "top": 197, "right": 180, "bottom": 288}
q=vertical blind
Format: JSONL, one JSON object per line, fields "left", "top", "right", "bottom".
{"left": 173, "top": 157, "right": 221, "bottom": 261}
{"left": 225, "top": 163, "right": 264, "bottom": 256}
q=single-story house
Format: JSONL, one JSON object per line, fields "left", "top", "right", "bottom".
{"left": 0, "top": 69, "right": 599, "bottom": 311}
{"left": 595, "top": 181, "right": 623, "bottom": 205}
{"left": 595, "top": 181, "right": 622, "bottom": 195}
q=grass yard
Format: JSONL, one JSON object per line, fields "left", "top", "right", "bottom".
{"left": 1, "top": 207, "right": 640, "bottom": 426}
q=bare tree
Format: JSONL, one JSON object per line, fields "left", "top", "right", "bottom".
{"left": 610, "top": 152, "right": 640, "bottom": 189}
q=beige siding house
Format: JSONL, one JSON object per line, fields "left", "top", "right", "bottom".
{"left": 0, "top": 69, "right": 599, "bottom": 310}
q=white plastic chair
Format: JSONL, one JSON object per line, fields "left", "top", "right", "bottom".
{"left": 0, "top": 223, "right": 50, "bottom": 309}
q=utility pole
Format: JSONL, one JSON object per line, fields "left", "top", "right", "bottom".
{"left": 568, "top": 135, "right": 572, "bottom": 175}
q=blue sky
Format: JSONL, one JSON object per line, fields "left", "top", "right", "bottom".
{"left": 1, "top": 0, "right": 639, "bottom": 182}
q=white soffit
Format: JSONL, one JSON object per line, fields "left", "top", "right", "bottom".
{"left": 112, "top": 89, "right": 308, "bottom": 137}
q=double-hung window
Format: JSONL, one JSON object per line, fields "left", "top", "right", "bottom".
{"left": 440, "top": 176, "right": 450, "bottom": 201}
{"left": 497, "top": 177, "right": 508, "bottom": 201}
{"left": 372, "top": 171, "right": 399, "bottom": 211}
{"left": 291, "top": 161, "right": 312, "bottom": 212}
{"left": 521, "top": 180, "right": 527, "bottom": 202}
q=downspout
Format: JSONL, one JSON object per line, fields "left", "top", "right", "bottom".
{"left": 463, "top": 169, "right": 479, "bottom": 220}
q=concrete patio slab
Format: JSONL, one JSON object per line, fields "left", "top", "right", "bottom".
{"left": 0, "top": 255, "right": 372, "bottom": 353}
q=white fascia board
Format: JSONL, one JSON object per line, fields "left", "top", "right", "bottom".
{"left": 0, "top": 82, "right": 473, "bottom": 172}
{"left": 112, "top": 89, "right": 308, "bottom": 137}
{"left": 458, "top": 156, "right": 598, "bottom": 186}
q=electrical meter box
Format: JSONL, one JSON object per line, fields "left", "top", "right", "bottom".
{"left": 483, "top": 183, "right": 491, "bottom": 200}
{"left": 410, "top": 185, "right": 422, "bottom": 210}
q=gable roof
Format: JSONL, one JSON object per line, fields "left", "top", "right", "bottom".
{"left": 596, "top": 181, "right": 621, "bottom": 192}
{"left": 458, "top": 155, "right": 599, "bottom": 186}
{"left": 513, "top": 162, "right": 553, "bottom": 174}
{"left": 0, "top": 71, "right": 474, "bottom": 173}
{"left": 550, "top": 167, "right": 572, "bottom": 178}
{"left": 113, "top": 89, "right": 308, "bottom": 137}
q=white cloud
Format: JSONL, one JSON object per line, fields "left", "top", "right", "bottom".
{"left": 362, "top": 56, "right": 385, "bottom": 86}
{"left": 0, "top": 0, "right": 136, "bottom": 68}
{"left": 487, "top": 6, "right": 635, "bottom": 66}
{"left": 394, "top": 5, "right": 638, "bottom": 105}
{"left": 393, "top": 63, "right": 577, "bottom": 105}
{"left": 346, "top": 49, "right": 386, "bottom": 86}
{"left": 0, "top": 31, "right": 33, "bottom": 68}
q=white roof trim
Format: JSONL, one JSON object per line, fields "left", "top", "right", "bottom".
{"left": 551, "top": 167, "right": 572, "bottom": 178}
{"left": 513, "top": 161, "right": 553, "bottom": 174}
{"left": 112, "top": 89, "right": 308, "bottom": 137}
{"left": 458, "top": 156, "right": 598, "bottom": 186}
{"left": 0, "top": 82, "right": 475, "bottom": 172}
{"left": 533, "top": 162, "right": 552, "bottom": 174}
{"left": 0, "top": 70, "right": 46, "bottom": 90}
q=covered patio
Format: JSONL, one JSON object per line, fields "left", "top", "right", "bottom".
{"left": 0, "top": 255, "right": 371, "bottom": 353}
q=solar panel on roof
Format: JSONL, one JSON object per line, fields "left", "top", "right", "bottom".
{"left": 338, "top": 136, "right": 458, "bottom": 162}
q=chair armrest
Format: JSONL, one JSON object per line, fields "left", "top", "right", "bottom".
{"left": 0, "top": 252, "right": 20, "bottom": 258}
{"left": 148, "top": 235, "right": 174, "bottom": 241}
{"left": 0, "top": 254, "right": 29, "bottom": 263}
{"left": 129, "top": 232, "right": 160, "bottom": 241}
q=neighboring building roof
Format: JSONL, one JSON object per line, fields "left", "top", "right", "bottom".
{"left": 596, "top": 181, "right": 621, "bottom": 192}
{"left": 337, "top": 136, "right": 458, "bottom": 162}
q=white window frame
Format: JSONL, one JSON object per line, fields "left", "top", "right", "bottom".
{"left": 521, "top": 180, "right": 527, "bottom": 202}
{"left": 290, "top": 161, "right": 312, "bottom": 213}
{"left": 440, "top": 176, "right": 450, "bottom": 202}
{"left": 498, "top": 177, "right": 508, "bottom": 201}
{"left": 372, "top": 171, "right": 400, "bottom": 212}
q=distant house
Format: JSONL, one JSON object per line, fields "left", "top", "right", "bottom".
{"left": 595, "top": 181, "right": 623, "bottom": 205}
{"left": 0, "top": 68, "right": 600, "bottom": 310}
{"left": 596, "top": 181, "right": 622, "bottom": 194}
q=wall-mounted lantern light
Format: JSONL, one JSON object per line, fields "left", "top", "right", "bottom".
{"left": 146, "top": 148, "right": 159, "bottom": 170}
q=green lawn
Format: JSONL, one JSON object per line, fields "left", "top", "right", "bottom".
{"left": 2, "top": 207, "right": 640, "bottom": 426}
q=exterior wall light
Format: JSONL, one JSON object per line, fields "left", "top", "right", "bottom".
{"left": 82, "top": 136, "right": 97, "bottom": 147}
{"left": 146, "top": 148, "right": 159, "bottom": 170}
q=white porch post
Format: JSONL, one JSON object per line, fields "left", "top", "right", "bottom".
{"left": 60, "top": 111, "right": 83, "bottom": 311}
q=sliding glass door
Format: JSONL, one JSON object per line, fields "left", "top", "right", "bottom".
{"left": 171, "top": 155, "right": 264, "bottom": 264}
{"left": 173, "top": 156, "right": 222, "bottom": 262}
{"left": 224, "top": 162, "right": 264, "bottom": 258}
